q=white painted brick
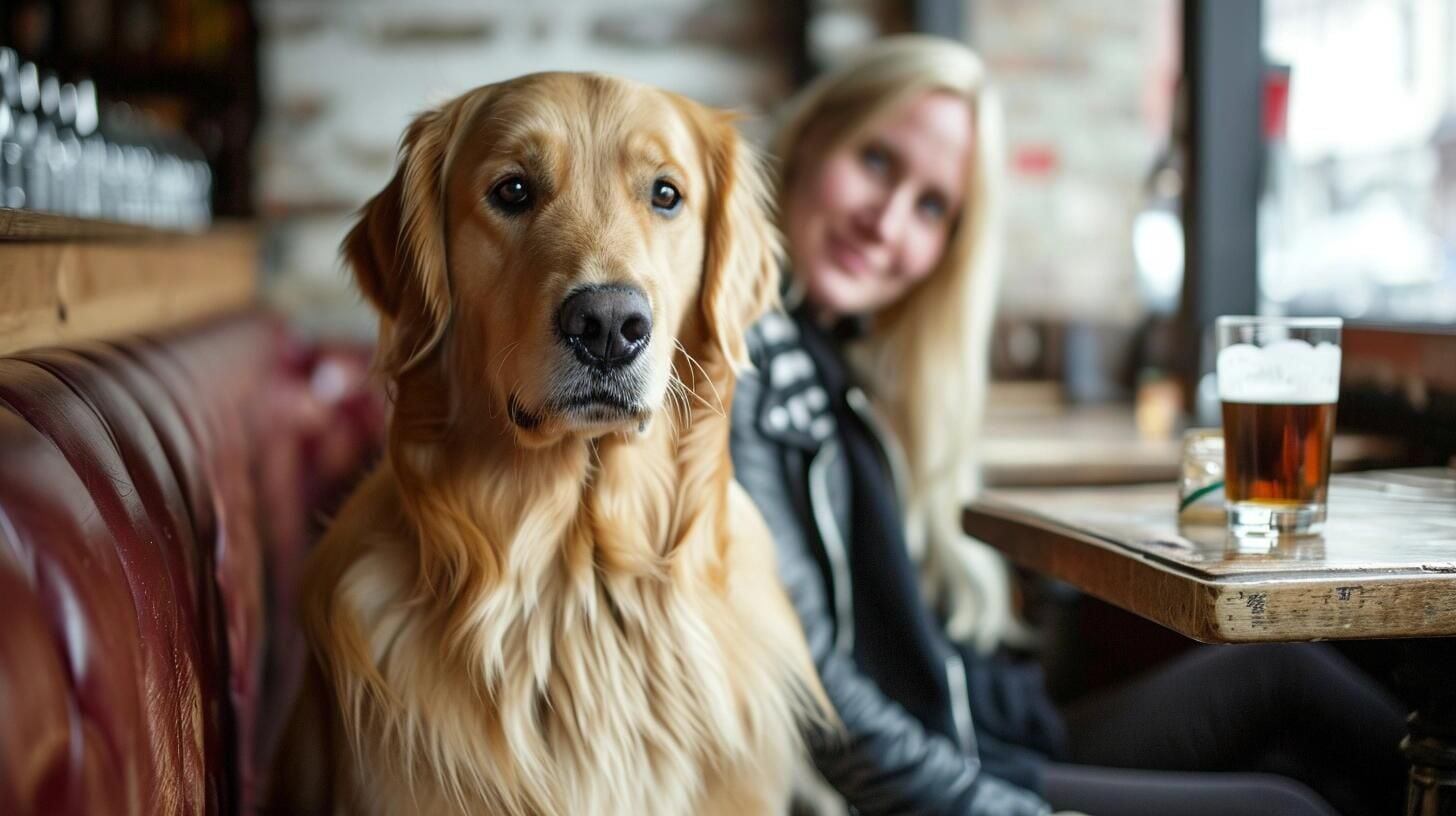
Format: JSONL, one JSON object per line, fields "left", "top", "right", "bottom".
{"left": 977, "top": 0, "right": 1175, "bottom": 323}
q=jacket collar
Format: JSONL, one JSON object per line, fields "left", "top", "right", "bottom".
{"left": 746, "top": 309, "right": 838, "bottom": 452}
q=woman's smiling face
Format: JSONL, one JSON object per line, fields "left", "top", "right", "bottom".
{"left": 785, "top": 90, "right": 974, "bottom": 318}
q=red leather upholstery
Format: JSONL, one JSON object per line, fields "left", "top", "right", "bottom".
{"left": 0, "top": 313, "right": 381, "bottom": 816}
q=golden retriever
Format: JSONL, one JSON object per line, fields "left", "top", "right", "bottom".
{"left": 291, "top": 72, "right": 827, "bottom": 815}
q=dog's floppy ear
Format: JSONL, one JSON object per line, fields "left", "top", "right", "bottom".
{"left": 343, "top": 104, "right": 457, "bottom": 375}
{"left": 697, "top": 112, "right": 782, "bottom": 369}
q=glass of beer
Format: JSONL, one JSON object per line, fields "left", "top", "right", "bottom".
{"left": 1216, "top": 316, "right": 1342, "bottom": 536}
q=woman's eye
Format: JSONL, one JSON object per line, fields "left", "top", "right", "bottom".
{"left": 651, "top": 179, "right": 682, "bottom": 215}
{"left": 917, "top": 193, "right": 948, "bottom": 222}
{"left": 489, "top": 176, "right": 531, "bottom": 214}
{"left": 860, "top": 145, "right": 891, "bottom": 175}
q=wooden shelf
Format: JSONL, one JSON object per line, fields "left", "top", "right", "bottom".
{"left": 0, "top": 208, "right": 186, "bottom": 242}
{"left": 0, "top": 217, "right": 257, "bottom": 356}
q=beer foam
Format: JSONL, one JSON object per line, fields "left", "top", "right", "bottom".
{"left": 1217, "top": 339, "right": 1341, "bottom": 404}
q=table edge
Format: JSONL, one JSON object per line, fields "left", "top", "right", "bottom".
{"left": 966, "top": 498, "right": 1456, "bottom": 643}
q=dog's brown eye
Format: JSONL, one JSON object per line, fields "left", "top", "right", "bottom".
{"left": 490, "top": 176, "right": 531, "bottom": 214}
{"left": 651, "top": 180, "right": 682, "bottom": 216}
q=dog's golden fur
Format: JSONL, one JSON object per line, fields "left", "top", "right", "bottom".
{"left": 296, "top": 73, "right": 826, "bottom": 815}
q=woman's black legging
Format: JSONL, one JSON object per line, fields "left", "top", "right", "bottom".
{"left": 1041, "top": 643, "right": 1407, "bottom": 816}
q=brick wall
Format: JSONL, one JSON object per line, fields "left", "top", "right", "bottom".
{"left": 973, "top": 0, "right": 1178, "bottom": 326}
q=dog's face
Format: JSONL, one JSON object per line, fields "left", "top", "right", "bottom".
{"left": 345, "top": 73, "right": 777, "bottom": 447}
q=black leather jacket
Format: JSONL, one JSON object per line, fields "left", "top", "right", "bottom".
{"left": 730, "top": 309, "right": 1058, "bottom": 816}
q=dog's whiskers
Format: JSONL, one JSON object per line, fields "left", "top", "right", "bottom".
{"left": 673, "top": 340, "right": 725, "bottom": 418}
{"left": 491, "top": 342, "right": 523, "bottom": 420}
{"left": 665, "top": 377, "right": 692, "bottom": 430}
{"left": 586, "top": 436, "right": 604, "bottom": 474}
{"left": 675, "top": 380, "right": 693, "bottom": 428}
{"left": 492, "top": 341, "right": 522, "bottom": 382}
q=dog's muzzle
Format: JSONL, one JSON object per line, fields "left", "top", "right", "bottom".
{"left": 500, "top": 283, "right": 654, "bottom": 434}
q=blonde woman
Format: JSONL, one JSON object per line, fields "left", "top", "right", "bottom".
{"left": 731, "top": 34, "right": 1404, "bottom": 816}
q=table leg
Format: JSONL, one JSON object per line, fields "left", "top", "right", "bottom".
{"left": 1401, "top": 640, "right": 1456, "bottom": 816}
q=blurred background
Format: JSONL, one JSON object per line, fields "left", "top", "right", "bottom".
{"left": 4, "top": 0, "right": 1454, "bottom": 459}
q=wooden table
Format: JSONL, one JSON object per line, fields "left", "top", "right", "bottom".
{"left": 966, "top": 468, "right": 1456, "bottom": 642}
{"left": 964, "top": 467, "right": 1456, "bottom": 814}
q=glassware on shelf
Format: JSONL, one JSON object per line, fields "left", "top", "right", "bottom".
{"left": 0, "top": 47, "right": 211, "bottom": 229}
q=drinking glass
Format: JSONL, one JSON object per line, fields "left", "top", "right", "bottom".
{"left": 1216, "top": 316, "right": 1342, "bottom": 535}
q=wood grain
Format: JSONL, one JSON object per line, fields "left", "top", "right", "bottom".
{"left": 0, "top": 224, "right": 256, "bottom": 356}
{"left": 966, "top": 468, "right": 1456, "bottom": 642}
{"left": 0, "top": 207, "right": 174, "bottom": 241}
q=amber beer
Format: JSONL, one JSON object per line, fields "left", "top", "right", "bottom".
{"left": 1221, "top": 400, "right": 1336, "bottom": 506}
{"left": 1216, "top": 317, "right": 1342, "bottom": 535}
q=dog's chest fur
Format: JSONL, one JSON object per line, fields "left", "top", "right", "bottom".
{"left": 331, "top": 454, "right": 804, "bottom": 816}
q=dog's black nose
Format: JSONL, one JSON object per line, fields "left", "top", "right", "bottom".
{"left": 557, "top": 285, "right": 652, "bottom": 368}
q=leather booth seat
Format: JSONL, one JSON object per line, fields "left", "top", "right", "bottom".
{"left": 0, "top": 313, "right": 381, "bottom": 816}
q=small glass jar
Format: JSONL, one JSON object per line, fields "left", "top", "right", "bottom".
{"left": 1179, "top": 428, "right": 1225, "bottom": 526}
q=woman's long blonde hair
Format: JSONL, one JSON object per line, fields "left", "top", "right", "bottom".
{"left": 774, "top": 35, "right": 1019, "bottom": 652}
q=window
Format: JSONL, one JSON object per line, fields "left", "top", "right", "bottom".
{"left": 1261, "top": 0, "right": 1456, "bottom": 324}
